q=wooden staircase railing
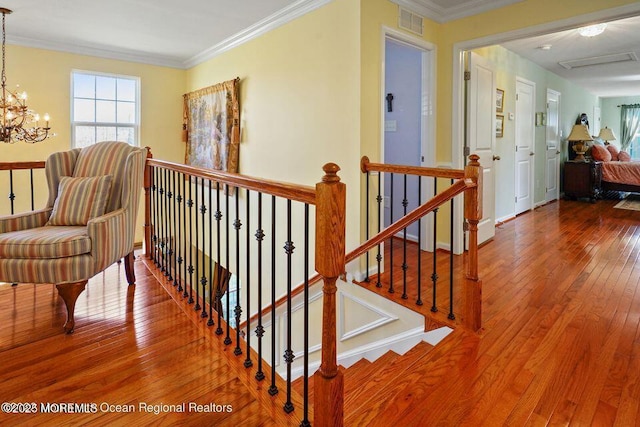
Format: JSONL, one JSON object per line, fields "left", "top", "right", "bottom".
{"left": 358, "top": 154, "right": 483, "bottom": 331}
{"left": 144, "top": 157, "right": 346, "bottom": 427}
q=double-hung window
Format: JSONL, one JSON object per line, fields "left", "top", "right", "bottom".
{"left": 71, "top": 71, "right": 139, "bottom": 148}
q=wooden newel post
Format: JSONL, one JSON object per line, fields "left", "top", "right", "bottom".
{"left": 463, "top": 154, "right": 483, "bottom": 332}
{"left": 143, "top": 148, "right": 153, "bottom": 259}
{"left": 314, "top": 163, "right": 346, "bottom": 427}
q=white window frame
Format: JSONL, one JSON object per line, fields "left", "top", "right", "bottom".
{"left": 70, "top": 70, "right": 141, "bottom": 148}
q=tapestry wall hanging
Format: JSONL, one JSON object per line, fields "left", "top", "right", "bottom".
{"left": 183, "top": 78, "right": 240, "bottom": 174}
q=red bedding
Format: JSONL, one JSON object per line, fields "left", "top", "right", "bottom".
{"left": 601, "top": 161, "right": 640, "bottom": 186}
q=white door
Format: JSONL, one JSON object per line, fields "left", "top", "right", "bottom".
{"left": 515, "top": 78, "right": 535, "bottom": 215}
{"left": 545, "top": 89, "right": 561, "bottom": 203}
{"left": 467, "top": 52, "right": 496, "bottom": 244}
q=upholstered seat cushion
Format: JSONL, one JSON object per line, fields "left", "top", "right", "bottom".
{"left": 0, "top": 226, "right": 91, "bottom": 259}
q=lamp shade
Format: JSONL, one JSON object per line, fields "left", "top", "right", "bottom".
{"left": 567, "top": 124, "right": 593, "bottom": 142}
{"left": 598, "top": 127, "right": 616, "bottom": 141}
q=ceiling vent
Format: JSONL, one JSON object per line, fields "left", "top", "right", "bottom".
{"left": 399, "top": 7, "right": 424, "bottom": 36}
{"left": 559, "top": 52, "right": 639, "bottom": 70}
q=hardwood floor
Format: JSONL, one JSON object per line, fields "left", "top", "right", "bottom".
{"left": 0, "top": 259, "right": 301, "bottom": 426}
{"left": 1, "top": 197, "right": 639, "bottom": 425}
{"left": 350, "top": 198, "right": 640, "bottom": 425}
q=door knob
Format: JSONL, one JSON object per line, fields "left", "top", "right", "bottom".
{"left": 530, "top": 152, "right": 534, "bottom": 156}
{"left": 556, "top": 151, "right": 561, "bottom": 155}
{"left": 492, "top": 155, "right": 501, "bottom": 161}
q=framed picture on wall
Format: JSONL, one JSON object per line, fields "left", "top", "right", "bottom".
{"left": 496, "top": 88, "right": 505, "bottom": 112}
{"left": 496, "top": 114, "right": 504, "bottom": 138}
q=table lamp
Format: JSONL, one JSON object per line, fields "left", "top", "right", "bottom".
{"left": 567, "top": 124, "right": 593, "bottom": 162}
{"left": 598, "top": 127, "right": 616, "bottom": 145}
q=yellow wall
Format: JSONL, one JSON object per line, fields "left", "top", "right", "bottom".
{"left": 0, "top": 45, "right": 185, "bottom": 242}
{"left": 187, "top": 0, "right": 362, "bottom": 252}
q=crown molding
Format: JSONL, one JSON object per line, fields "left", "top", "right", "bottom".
{"left": 6, "top": 35, "right": 185, "bottom": 69}
{"left": 5, "top": 0, "right": 333, "bottom": 70}
{"left": 183, "top": 0, "right": 333, "bottom": 69}
{"left": 390, "top": 0, "right": 524, "bottom": 23}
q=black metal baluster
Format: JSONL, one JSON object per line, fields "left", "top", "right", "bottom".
{"left": 244, "top": 189, "right": 252, "bottom": 367}
{"left": 389, "top": 173, "right": 394, "bottom": 294}
{"left": 194, "top": 177, "right": 201, "bottom": 310}
{"left": 171, "top": 171, "right": 180, "bottom": 286}
{"left": 8, "top": 169, "right": 14, "bottom": 215}
{"left": 431, "top": 178, "right": 438, "bottom": 313}
{"left": 155, "top": 168, "right": 162, "bottom": 268}
{"left": 182, "top": 173, "right": 188, "bottom": 295}
{"left": 160, "top": 168, "right": 166, "bottom": 274}
{"left": 208, "top": 180, "right": 214, "bottom": 326}
{"left": 269, "top": 195, "right": 278, "bottom": 396}
{"left": 283, "top": 199, "right": 294, "bottom": 414}
{"left": 30, "top": 169, "right": 34, "bottom": 211}
{"left": 376, "top": 172, "right": 382, "bottom": 288}
{"left": 166, "top": 170, "right": 173, "bottom": 282}
{"left": 200, "top": 179, "right": 207, "bottom": 317}
{"left": 234, "top": 187, "right": 242, "bottom": 355}
{"left": 215, "top": 182, "right": 224, "bottom": 335}
{"left": 402, "top": 174, "right": 408, "bottom": 300}
{"left": 255, "top": 192, "right": 265, "bottom": 381}
{"left": 150, "top": 167, "right": 158, "bottom": 265}
{"left": 302, "top": 203, "right": 310, "bottom": 427}
{"left": 187, "top": 176, "right": 194, "bottom": 301}
{"left": 176, "top": 172, "right": 183, "bottom": 292}
{"left": 417, "top": 176, "right": 423, "bottom": 306}
{"left": 449, "top": 179, "right": 455, "bottom": 320}
{"left": 224, "top": 184, "right": 232, "bottom": 345}
{"left": 153, "top": 168, "right": 159, "bottom": 267}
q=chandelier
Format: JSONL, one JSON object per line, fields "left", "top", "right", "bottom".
{"left": 0, "top": 7, "right": 51, "bottom": 143}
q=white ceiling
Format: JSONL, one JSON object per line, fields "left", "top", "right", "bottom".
{"left": 0, "top": 0, "right": 320, "bottom": 68}
{"left": 0, "top": 0, "right": 638, "bottom": 98}
{"left": 502, "top": 15, "right": 640, "bottom": 98}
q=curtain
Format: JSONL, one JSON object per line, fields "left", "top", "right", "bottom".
{"left": 183, "top": 78, "right": 240, "bottom": 173}
{"left": 620, "top": 104, "right": 640, "bottom": 151}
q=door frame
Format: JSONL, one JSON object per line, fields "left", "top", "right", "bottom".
{"left": 381, "top": 26, "right": 436, "bottom": 251}
{"left": 451, "top": 3, "right": 640, "bottom": 253}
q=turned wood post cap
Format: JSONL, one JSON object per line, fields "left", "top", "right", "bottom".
{"left": 468, "top": 154, "right": 480, "bottom": 166}
{"left": 360, "top": 156, "right": 370, "bottom": 173}
{"left": 322, "top": 163, "right": 341, "bottom": 183}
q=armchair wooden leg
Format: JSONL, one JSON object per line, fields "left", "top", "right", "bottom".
{"left": 124, "top": 251, "right": 136, "bottom": 285}
{"left": 56, "top": 281, "right": 88, "bottom": 334}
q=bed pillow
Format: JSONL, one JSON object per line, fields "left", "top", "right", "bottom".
{"left": 47, "top": 175, "right": 113, "bottom": 226}
{"left": 590, "top": 144, "right": 611, "bottom": 162}
{"left": 606, "top": 144, "right": 620, "bottom": 160}
{"left": 618, "top": 151, "right": 631, "bottom": 162}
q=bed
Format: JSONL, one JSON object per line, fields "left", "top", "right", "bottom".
{"left": 591, "top": 144, "right": 640, "bottom": 194}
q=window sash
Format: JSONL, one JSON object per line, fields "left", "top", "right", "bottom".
{"left": 71, "top": 71, "right": 140, "bottom": 148}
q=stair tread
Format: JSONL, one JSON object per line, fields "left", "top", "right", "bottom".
{"left": 344, "top": 351, "right": 399, "bottom": 396}
{"left": 345, "top": 329, "right": 470, "bottom": 425}
{"left": 344, "top": 341, "right": 437, "bottom": 411}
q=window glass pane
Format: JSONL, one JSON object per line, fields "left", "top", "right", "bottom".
{"left": 96, "top": 126, "right": 117, "bottom": 142}
{"left": 117, "top": 78, "right": 136, "bottom": 102}
{"left": 74, "top": 74, "right": 95, "bottom": 98}
{"left": 117, "top": 101, "right": 135, "bottom": 124}
{"left": 117, "top": 127, "right": 134, "bottom": 145}
{"left": 75, "top": 126, "right": 96, "bottom": 148}
{"left": 96, "top": 76, "right": 116, "bottom": 100}
{"left": 71, "top": 72, "right": 139, "bottom": 148}
{"left": 96, "top": 100, "right": 116, "bottom": 122}
{"left": 74, "top": 99, "right": 95, "bottom": 122}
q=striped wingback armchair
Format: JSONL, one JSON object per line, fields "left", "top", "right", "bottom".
{"left": 0, "top": 141, "right": 148, "bottom": 333}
